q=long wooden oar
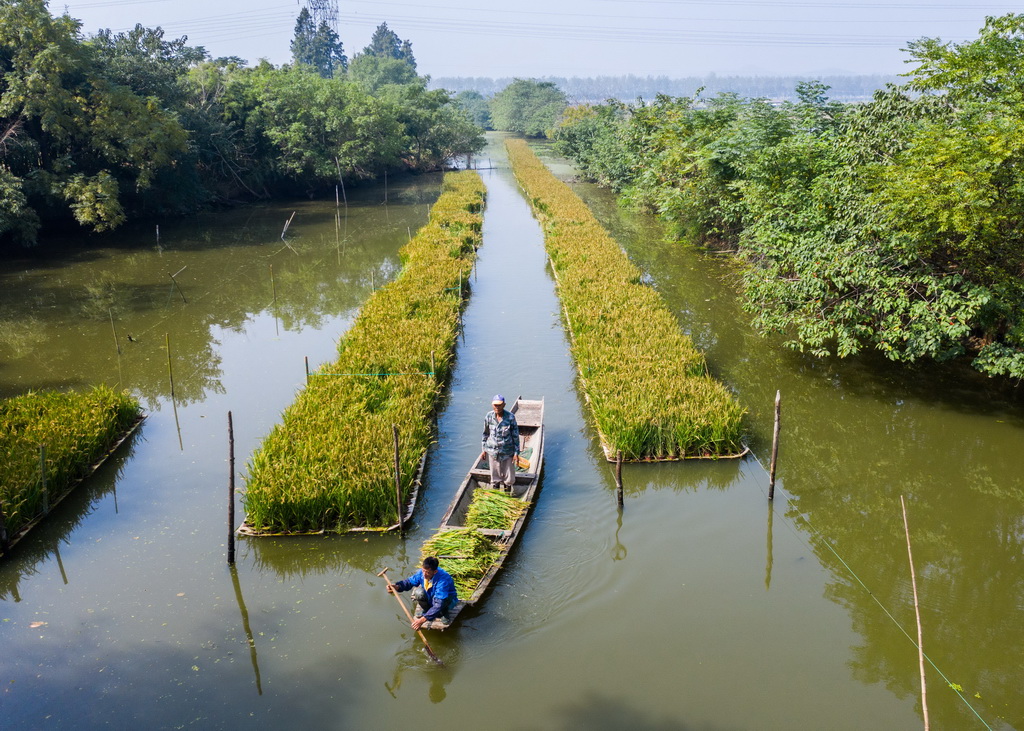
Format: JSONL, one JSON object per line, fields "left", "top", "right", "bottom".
{"left": 378, "top": 567, "right": 444, "bottom": 666}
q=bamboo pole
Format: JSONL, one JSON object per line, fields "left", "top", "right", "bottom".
{"left": 270, "top": 265, "right": 277, "bottom": 309}
{"left": 305, "top": 356, "right": 310, "bottom": 385}
{"left": 615, "top": 450, "right": 624, "bottom": 509}
{"left": 228, "top": 411, "right": 236, "bottom": 565}
{"left": 768, "top": 390, "right": 781, "bottom": 500}
{"left": 378, "top": 567, "right": 443, "bottom": 666}
{"left": 901, "top": 495, "right": 930, "bottom": 730}
{"left": 169, "top": 266, "right": 188, "bottom": 304}
{"left": 393, "top": 425, "right": 403, "bottom": 537}
{"left": 166, "top": 334, "right": 175, "bottom": 400}
{"left": 109, "top": 309, "right": 122, "bottom": 355}
{"left": 0, "top": 498, "right": 10, "bottom": 555}
{"left": 281, "top": 211, "right": 296, "bottom": 240}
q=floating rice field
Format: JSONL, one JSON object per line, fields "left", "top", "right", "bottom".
{"left": 0, "top": 386, "right": 142, "bottom": 550}
{"left": 241, "top": 172, "right": 486, "bottom": 534}
{"left": 505, "top": 139, "right": 745, "bottom": 460}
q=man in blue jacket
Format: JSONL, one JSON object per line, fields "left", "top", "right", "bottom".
{"left": 388, "top": 556, "right": 458, "bottom": 629}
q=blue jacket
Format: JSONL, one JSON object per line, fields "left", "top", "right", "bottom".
{"left": 393, "top": 568, "right": 458, "bottom": 621}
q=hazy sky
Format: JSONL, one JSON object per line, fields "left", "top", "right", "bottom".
{"left": 57, "top": 0, "right": 1017, "bottom": 78}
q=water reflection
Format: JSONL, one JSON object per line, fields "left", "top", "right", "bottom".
{"left": 228, "top": 564, "right": 263, "bottom": 695}
{"left": 385, "top": 644, "right": 456, "bottom": 703}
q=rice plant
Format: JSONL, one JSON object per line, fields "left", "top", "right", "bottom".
{"left": 506, "top": 139, "right": 745, "bottom": 459}
{"left": 242, "top": 172, "right": 486, "bottom": 533}
{"left": 465, "top": 488, "right": 526, "bottom": 531}
{"left": 419, "top": 527, "right": 500, "bottom": 598}
{"left": 0, "top": 386, "right": 141, "bottom": 541}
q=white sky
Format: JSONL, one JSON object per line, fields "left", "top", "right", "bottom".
{"left": 55, "top": 0, "right": 1018, "bottom": 77}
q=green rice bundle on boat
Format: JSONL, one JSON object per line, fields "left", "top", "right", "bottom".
{"left": 465, "top": 488, "right": 526, "bottom": 531}
{"left": 420, "top": 528, "right": 500, "bottom": 597}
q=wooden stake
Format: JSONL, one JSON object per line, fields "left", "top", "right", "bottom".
{"left": 228, "top": 411, "right": 236, "bottom": 565}
{"left": 109, "top": 309, "right": 121, "bottom": 355}
{"left": 768, "top": 390, "right": 781, "bottom": 500}
{"left": 615, "top": 450, "right": 624, "bottom": 509}
{"left": 305, "top": 356, "right": 310, "bottom": 385}
{"left": 0, "top": 499, "right": 10, "bottom": 555}
{"left": 393, "top": 425, "right": 403, "bottom": 537}
{"left": 169, "top": 266, "right": 188, "bottom": 304}
{"left": 270, "top": 265, "right": 277, "bottom": 309}
{"left": 281, "top": 211, "right": 296, "bottom": 240}
{"left": 166, "top": 333, "right": 175, "bottom": 400}
{"left": 901, "top": 496, "right": 929, "bottom": 730}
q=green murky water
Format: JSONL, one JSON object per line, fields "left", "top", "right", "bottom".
{"left": 0, "top": 136, "right": 1020, "bottom": 729}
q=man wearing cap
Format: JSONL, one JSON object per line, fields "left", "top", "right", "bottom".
{"left": 480, "top": 394, "right": 520, "bottom": 490}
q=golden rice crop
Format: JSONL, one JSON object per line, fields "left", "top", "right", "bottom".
{"left": 419, "top": 527, "right": 500, "bottom": 598}
{"left": 242, "top": 172, "right": 486, "bottom": 533}
{"left": 0, "top": 386, "right": 141, "bottom": 540}
{"left": 506, "top": 139, "right": 744, "bottom": 459}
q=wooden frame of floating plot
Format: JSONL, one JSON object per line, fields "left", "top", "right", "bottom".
{"left": 0, "top": 387, "right": 144, "bottom": 557}
{"left": 239, "top": 172, "right": 486, "bottom": 536}
{"left": 505, "top": 139, "right": 745, "bottom": 462}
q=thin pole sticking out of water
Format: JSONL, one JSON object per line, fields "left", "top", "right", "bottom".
{"left": 334, "top": 157, "right": 348, "bottom": 210}
{"left": 304, "top": 356, "right": 310, "bottom": 385}
{"left": 615, "top": 450, "right": 624, "bottom": 509}
{"left": 901, "top": 495, "right": 930, "bottom": 731}
{"left": 169, "top": 266, "right": 188, "bottom": 304}
{"left": 768, "top": 390, "right": 781, "bottom": 500}
{"left": 281, "top": 211, "right": 296, "bottom": 240}
{"left": 384, "top": 170, "right": 388, "bottom": 204}
{"left": 392, "top": 425, "right": 403, "bottom": 538}
{"left": 166, "top": 333, "right": 184, "bottom": 451}
{"left": 270, "top": 265, "right": 278, "bottom": 309}
{"left": 0, "top": 501, "right": 10, "bottom": 555}
{"left": 228, "top": 411, "right": 236, "bottom": 565}
{"left": 156, "top": 225, "right": 160, "bottom": 247}
{"left": 109, "top": 308, "right": 124, "bottom": 386}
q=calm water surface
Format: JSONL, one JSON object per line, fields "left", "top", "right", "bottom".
{"left": 0, "top": 136, "right": 1020, "bottom": 729}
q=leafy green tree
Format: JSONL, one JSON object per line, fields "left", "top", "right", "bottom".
{"left": 490, "top": 79, "right": 567, "bottom": 137}
{"left": 290, "top": 8, "right": 346, "bottom": 78}
{"left": 347, "top": 54, "right": 418, "bottom": 92}
{"left": 453, "top": 90, "right": 491, "bottom": 129}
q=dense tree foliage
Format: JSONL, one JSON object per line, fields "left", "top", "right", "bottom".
{"left": 0, "top": 3, "right": 484, "bottom": 247}
{"left": 553, "top": 14, "right": 1024, "bottom": 379}
{"left": 490, "top": 79, "right": 567, "bottom": 138}
{"left": 453, "top": 90, "right": 491, "bottom": 129}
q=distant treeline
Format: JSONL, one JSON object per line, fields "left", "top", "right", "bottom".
{"left": 0, "top": 4, "right": 483, "bottom": 247}
{"left": 432, "top": 74, "right": 899, "bottom": 102}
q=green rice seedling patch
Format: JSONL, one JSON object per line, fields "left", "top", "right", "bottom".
{"left": 242, "top": 172, "right": 486, "bottom": 534}
{"left": 0, "top": 386, "right": 141, "bottom": 541}
{"left": 506, "top": 139, "right": 744, "bottom": 460}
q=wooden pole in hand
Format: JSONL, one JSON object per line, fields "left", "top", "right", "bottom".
{"left": 377, "top": 567, "right": 444, "bottom": 666}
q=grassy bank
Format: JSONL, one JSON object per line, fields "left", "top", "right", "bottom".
{"left": 242, "top": 172, "right": 486, "bottom": 534}
{"left": 0, "top": 386, "right": 141, "bottom": 546}
{"left": 506, "top": 139, "right": 744, "bottom": 459}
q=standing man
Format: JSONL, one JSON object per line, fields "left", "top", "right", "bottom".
{"left": 481, "top": 394, "right": 520, "bottom": 490}
{"left": 387, "top": 556, "right": 458, "bottom": 629}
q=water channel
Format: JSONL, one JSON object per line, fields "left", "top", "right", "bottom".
{"left": 1, "top": 134, "right": 1021, "bottom": 729}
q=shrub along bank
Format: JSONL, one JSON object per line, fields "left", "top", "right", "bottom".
{"left": 242, "top": 172, "right": 485, "bottom": 534}
{"left": 506, "top": 139, "right": 744, "bottom": 460}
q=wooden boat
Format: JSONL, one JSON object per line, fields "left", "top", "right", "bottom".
{"left": 421, "top": 396, "right": 545, "bottom": 630}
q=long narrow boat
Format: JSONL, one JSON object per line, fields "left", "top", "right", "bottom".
{"left": 421, "top": 396, "right": 545, "bottom": 630}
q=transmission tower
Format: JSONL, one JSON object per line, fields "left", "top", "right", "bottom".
{"left": 301, "top": 0, "right": 339, "bottom": 34}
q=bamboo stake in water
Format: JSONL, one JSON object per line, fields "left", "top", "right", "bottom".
{"left": 109, "top": 309, "right": 122, "bottom": 355}
{"left": 392, "top": 425, "right": 403, "bottom": 537}
{"left": 270, "top": 265, "right": 277, "bottom": 309}
{"left": 166, "top": 334, "right": 183, "bottom": 450}
{"left": 281, "top": 211, "right": 296, "bottom": 240}
{"left": 615, "top": 450, "right": 624, "bottom": 509}
{"left": 228, "top": 411, "right": 236, "bottom": 565}
{"left": 901, "top": 495, "right": 930, "bottom": 731}
{"left": 0, "top": 500, "right": 10, "bottom": 555}
{"left": 305, "top": 356, "right": 310, "bottom": 385}
{"left": 169, "top": 266, "right": 188, "bottom": 304}
{"left": 768, "top": 390, "right": 781, "bottom": 500}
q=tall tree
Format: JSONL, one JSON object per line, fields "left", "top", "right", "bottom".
{"left": 362, "top": 23, "right": 416, "bottom": 70}
{"left": 290, "top": 8, "right": 346, "bottom": 78}
{"left": 490, "top": 79, "right": 567, "bottom": 137}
